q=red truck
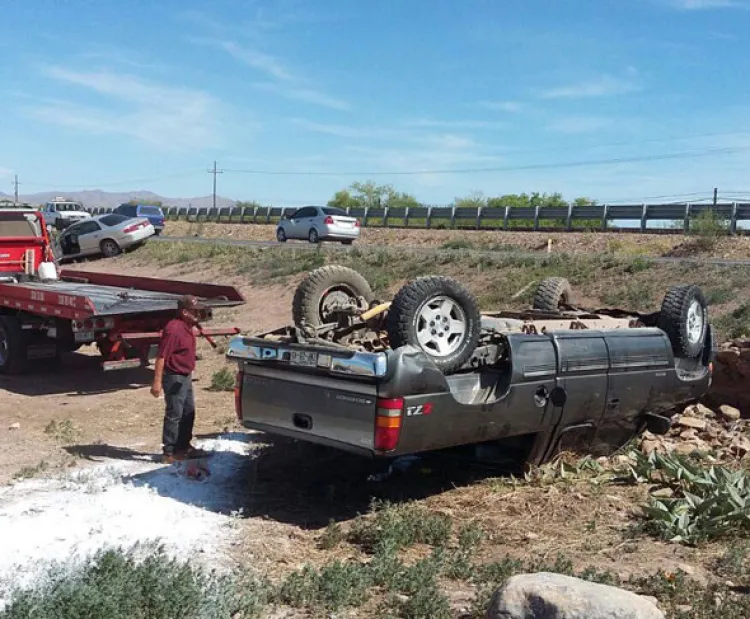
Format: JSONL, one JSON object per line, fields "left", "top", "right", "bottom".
{"left": 0, "top": 207, "right": 244, "bottom": 374}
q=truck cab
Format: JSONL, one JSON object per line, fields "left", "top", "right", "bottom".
{"left": 40, "top": 198, "right": 91, "bottom": 231}
{"left": 0, "top": 209, "right": 56, "bottom": 279}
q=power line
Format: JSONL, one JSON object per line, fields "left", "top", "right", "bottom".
{"left": 222, "top": 146, "right": 750, "bottom": 177}
{"left": 207, "top": 161, "right": 224, "bottom": 210}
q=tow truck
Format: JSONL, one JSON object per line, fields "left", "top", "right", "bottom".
{"left": 0, "top": 207, "right": 244, "bottom": 374}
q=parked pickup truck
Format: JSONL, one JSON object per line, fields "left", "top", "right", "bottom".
{"left": 227, "top": 265, "right": 714, "bottom": 466}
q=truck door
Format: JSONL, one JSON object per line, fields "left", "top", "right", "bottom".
{"left": 547, "top": 334, "right": 609, "bottom": 455}
{"left": 592, "top": 329, "right": 673, "bottom": 455}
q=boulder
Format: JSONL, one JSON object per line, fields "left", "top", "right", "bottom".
{"left": 718, "top": 405, "right": 741, "bottom": 422}
{"left": 485, "top": 572, "right": 665, "bottom": 619}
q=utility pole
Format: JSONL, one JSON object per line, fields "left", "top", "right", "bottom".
{"left": 13, "top": 175, "right": 19, "bottom": 204}
{"left": 713, "top": 187, "right": 718, "bottom": 206}
{"left": 207, "top": 161, "right": 223, "bottom": 210}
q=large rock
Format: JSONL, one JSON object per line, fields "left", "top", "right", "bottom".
{"left": 485, "top": 572, "right": 665, "bottom": 619}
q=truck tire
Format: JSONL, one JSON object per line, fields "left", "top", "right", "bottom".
{"left": 533, "top": 277, "right": 574, "bottom": 312}
{"left": 292, "top": 265, "right": 375, "bottom": 328}
{"left": 386, "top": 276, "right": 481, "bottom": 374}
{"left": 657, "top": 284, "right": 708, "bottom": 359}
{"left": 0, "top": 316, "right": 27, "bottom": 374}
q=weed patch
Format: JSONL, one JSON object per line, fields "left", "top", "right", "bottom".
{"left": 626, "top": 449, "right": 750, "bottom": 544}
{"left": 44, "top": 419, "right": 81, "bottom": 444}
{"left": 208, "top": 367, "right": 235, "bottom": 392}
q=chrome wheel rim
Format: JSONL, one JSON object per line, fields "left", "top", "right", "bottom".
{"left": 686, "top": 300, "right": 704, "bottom": 344}
{"left": 415, "top": 295, "right": 467, "bottom": 357}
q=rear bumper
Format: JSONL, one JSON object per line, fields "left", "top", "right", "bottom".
{"left": 321, "top": 227, "right": 360, "bottom": 240}
{"left": 241, "top": 420, "right": 379, "bottom": 458}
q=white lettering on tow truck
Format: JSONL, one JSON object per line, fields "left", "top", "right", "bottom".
{"left": 30, "top": 290, "right": 45, "bottom": 302}
{"left": 57, "top": 294, "right": 77, "bottom": 307}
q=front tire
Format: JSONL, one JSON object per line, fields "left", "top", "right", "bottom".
{"left": 100, "top": 239, "right": 122, "bottom": 258}
{"left": 386, "top": 276, "right": 481, "bottom": 374}
{"left": 533, "top": 277, "right": 574, "bottom": 312}
{"left": 658, "top": 284, "right": 708, "bottom": 359}
{"left": 276, "top": 228, "right": 287, "bottom": 242}
{"left": 0, "top": 316, "right": 27, "bottom": 374}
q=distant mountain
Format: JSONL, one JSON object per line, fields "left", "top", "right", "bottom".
{"left": 0, "top": 190, "right": 235, "bottom": 209}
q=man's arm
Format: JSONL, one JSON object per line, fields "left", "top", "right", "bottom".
{"left": 151, "top": 357, "right": 165, "bottom": 398}
{"left": 151, "top": 326, "right": 175, "bottom": 398}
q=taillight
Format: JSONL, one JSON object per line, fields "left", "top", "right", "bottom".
{"left": 234, "top": 370, "right": 243, "bottom": 421}
{"left": 123, "top": 223, "right": 143, "bottom": 234}
{"left": 374, "top": 397, "right": 403, "bottom": 452}
{"left": 324, "top": 216, "right": 334, "bottom": 225}
{"left": 354, "top": 220, "right": 360, "bottom": 228}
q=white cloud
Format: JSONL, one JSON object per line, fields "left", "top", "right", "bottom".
{"left": 216, "top": 41, "right": 295, "bottom": 81}
{"left": 402, "top": 118, "right": 507, "bottom": 130}
{"left": 477, "top": 101, "right": 524, "bottom": 113}
{"left": 191, "top": 36, "right": 349, "bottom": 111}
{"left": 540, "top": 70, "right": 641, "bottom": 99}
{"left": 546, "top": 116, "right": 615, "bottom": 134}
{"left": 661, "top": 0, "right": 746, "bottom": 9}
{"left": 0, "top": 167, "right": 12, "bottom": 177}
{"left": 254, "top": 82, "right": 350, "bottom": 111}
{"left": 290, "top": 118, "right": 381, "bottom": 139}
{"left": 28, "top": 66, "right": 229, "bottom": 149}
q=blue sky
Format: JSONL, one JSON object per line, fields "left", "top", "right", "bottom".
{"left": 2, "top": 0, "right": 750, "bottom": 205}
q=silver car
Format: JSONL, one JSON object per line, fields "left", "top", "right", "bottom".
{"left": 276, "top": 206, "right": 360, "bottom": 245}
{"left": 56, "top": 213, "right": 155, "bottom": 261}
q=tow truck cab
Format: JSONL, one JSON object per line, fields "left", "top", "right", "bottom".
{"left": 0, "top": 209, "right": 55, "bottom": 278}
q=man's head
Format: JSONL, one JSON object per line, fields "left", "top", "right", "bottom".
{"left": 177, "top": 295, "right": 205, "bottom": 325}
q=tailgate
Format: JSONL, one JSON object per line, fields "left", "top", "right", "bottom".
{"left": 227, "top": 335, "right": 387, "bottom": 455}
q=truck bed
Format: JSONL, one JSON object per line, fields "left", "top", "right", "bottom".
{"left": 0, "top": 269, "right": 245, "bottom": 320}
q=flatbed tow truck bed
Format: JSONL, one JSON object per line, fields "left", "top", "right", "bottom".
{"left": 0, "top": 269, "right": 244, "bottom": 319}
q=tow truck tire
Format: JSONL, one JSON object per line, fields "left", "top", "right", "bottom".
{"left": 0, "top": 316, "right": 27, "bottom": 375}
{"left": 292, "top": 265, "right": 375, "bottom": 328}
{"left": 658, "top": 284, "right": 708, "bottom": 359}
{"left": 533, "top": 277, "right": 574, "bottom": 312}
{"left": 387, "top": 276, "right": 481, "bottom": 374}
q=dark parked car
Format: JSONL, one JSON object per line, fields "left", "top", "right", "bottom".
{"left": 113, "top": 203, "right": 165, "bottom": 235}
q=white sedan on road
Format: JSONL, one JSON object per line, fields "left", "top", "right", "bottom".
{"left": 276, "top": 206, "right": 360, "bottom": 245}
{"left": 56, "top": 213, "right": 155, "bottom": 262}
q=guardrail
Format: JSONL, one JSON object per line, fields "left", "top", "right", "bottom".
{"left": 84, "top": 202, "right": 750, "bottom": 234}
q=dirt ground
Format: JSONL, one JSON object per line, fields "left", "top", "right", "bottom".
{"left": 165, "top": 220, "right": 750, "bottom": 259}
{"left": 2, "top": 249, "right": 744, "bottom": 616}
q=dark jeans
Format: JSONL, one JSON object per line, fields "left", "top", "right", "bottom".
{"left": 162, "top": 372, "right": 195, "bottom": 455}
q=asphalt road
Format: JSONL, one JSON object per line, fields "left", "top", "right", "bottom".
{"left": 155, "top": 234, "right": 750, "bottom": 267}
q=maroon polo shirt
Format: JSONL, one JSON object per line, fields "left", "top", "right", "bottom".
{"left": 158, "top": 318, "right": 196, "bottom": 375}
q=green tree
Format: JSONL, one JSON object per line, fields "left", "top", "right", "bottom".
{"left": 328, "top": 181, "right": 421, "bottom": 209}
{"left": 127, "top": 199, "right": 163, "bottom": 207}
{"left": 454, "top": 191, "right": 487, "bottom": 209}
{"left": 235, "top": 200, "right": 262, "bottom": 209}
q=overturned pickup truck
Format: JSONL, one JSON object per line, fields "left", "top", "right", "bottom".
{"left": 227, "top": 266, "right": 715, "bottom": 466}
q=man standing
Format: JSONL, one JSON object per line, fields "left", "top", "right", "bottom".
{"left": 151, "top": 295, "right": 207, "bottom": 463}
